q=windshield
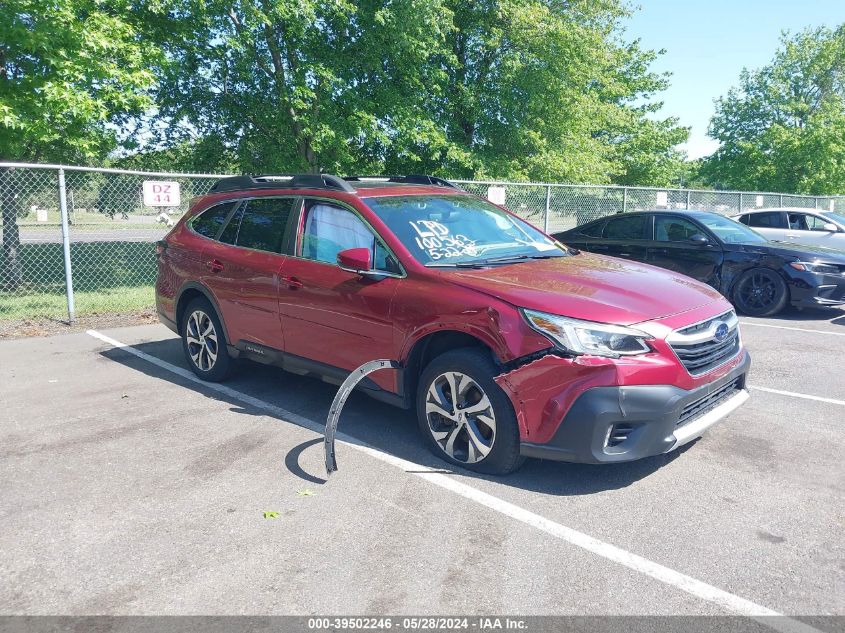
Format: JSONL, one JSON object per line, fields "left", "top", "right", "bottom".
{"left": 364, "top": 194, "right": 567, "bottom": 266}
{"left": 697, "top": 214, "right": 768, "bottom": 244}
{"left": 823, "top": 212, "right": 845, "bottom": 226}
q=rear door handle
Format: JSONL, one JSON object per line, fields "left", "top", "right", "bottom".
{"left": 280, "top": 275, "right": 303, "bottom": 289}
{"left": 206, "top": 259, "right": 224, "bottom": 273}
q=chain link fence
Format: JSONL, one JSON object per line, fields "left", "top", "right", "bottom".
{"left": 2, "top": 162, "right": 843, "bottom": 323}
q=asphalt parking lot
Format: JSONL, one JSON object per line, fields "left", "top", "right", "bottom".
{"left": 1, "top": 308, "right": 843, "bottom": 625}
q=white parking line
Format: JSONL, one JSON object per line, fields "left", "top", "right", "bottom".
{"left": 739, "top": 321, "right": 845, "bottom": 337}
{"left": 751, "top": 386, "right": 845, "bottom": 407}
{"left": 86, "top": 329, "right": 820, "bottom": 633}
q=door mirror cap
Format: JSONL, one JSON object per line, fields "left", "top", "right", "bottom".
{"left": 823, "top": 222, "right": 839, "bottom": 233}
{"left": 337, "top": 247, "right": 372, "bottom": 273}
{"left": 337, "top": 247, "right": 387, "bottom": 280}
{"left": 688, "top": 233, "right": 709, "bottom": 244}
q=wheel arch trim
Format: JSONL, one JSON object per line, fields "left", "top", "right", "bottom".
{"left": 175, "top": 282, "right": 231, "bottom": 343}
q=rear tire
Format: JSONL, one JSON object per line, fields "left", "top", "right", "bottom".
{"left": 181, "top": 297, "right": 233, "bottom": 382}
{"left": 416, "top": 348, "right": 523, "bottom": 475}
{"left": 731, "top": 268, "right": 789, "bottom": 317}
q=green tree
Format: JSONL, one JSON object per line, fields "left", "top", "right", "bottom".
{"left": 703, "top": 25, "right": 845, "bottom": 194}
{"left": 146, "top": 0, "right": 685, "bottom": 184}
{"left": 0, "top": 0, "right": 160, "bottom": 288}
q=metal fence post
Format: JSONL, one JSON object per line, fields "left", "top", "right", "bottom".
{"left": 622, "top": 187, "right": 628, "bottom": 214}
{"left": 780, "top": 194, "right": 784, "bottom": 207}
{"left": 738, "top": 192, "right": 743, "bottom": 214}
{"left": 58, "top": 168, "right": 75, "bottom": 323}
{"left": 543, "top": 185, "right": 551, "bottom": 233}
{"left": 686, "top": 190, "right": 691, "bottom": 210}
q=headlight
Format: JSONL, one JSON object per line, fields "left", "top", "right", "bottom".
{"left": 789, "top": 261, "right": 840, "bottom": 275}
{"left": 522, "top": 309, "right": 652, "bottom": 358}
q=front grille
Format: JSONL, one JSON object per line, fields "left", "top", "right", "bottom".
{"left": 677, "top": 377, "right": 742, "bottom": 428}
{"left": 668, "top": 310, "right": 741, "bottom": 375}
{"left": 671, "top": 332, "right": 740, "bottom": 374}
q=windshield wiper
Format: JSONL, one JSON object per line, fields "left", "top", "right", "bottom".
{"left": 425, "top": 253, "right": 563, "bottom": 268}
{"left": 425, "top": 260, "right": 491, "bottom": 268}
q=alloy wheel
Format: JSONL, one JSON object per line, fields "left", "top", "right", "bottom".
{"left": 186, "top": 310, "right": 219, "bottom": 372}
{"left": 424, "top": 371, "right": 496, "bottom": 464}
{"left": 737, "top": 271, "right": 779, "bottom": 311}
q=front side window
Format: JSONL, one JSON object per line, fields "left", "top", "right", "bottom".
{"left": 364, "top": 194, "right": 565, "bottom": 266}
{"left": 190, "top": 201, "right": 237, "bottom": 239}
{"left": 225, "top": 198, "right": 295, "bottom": 253}
{"left": 603, "top": 215, "right": 648, "bottom": 240}
{"left": 790, "top": 213, "right": 828, "bottom": 232}
{"left": 300, "top": 201, "right": 400, "bottom": 273}
{"left": 655, "top": 216, "right": 704, "bottom": 242}
{"left": 747, "top": 212, "right": 786, "bottom": 229}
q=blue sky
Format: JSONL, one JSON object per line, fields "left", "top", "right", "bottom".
{"left": 625, "top": 0, "right": 845, "bottom": 159}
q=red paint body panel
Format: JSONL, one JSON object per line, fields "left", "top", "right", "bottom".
{"left": 157, "top": 182, "right": 747, "bottom": 451}
{"left": 277, "top": 257, "right": 400, "bottom": 392}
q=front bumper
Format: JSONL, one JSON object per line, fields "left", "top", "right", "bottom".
{"left": 788, "top": 271, "right": 845, "bottom": 307}
{"left": 519, "top": 351, "right": 751, "bottom": 464}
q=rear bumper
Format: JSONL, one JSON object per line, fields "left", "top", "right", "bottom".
{"left": 157, "top": 310, "right": 179, "bottom": 334}
{"left": 520, "top": 351, "right": 751, "bottom": 464}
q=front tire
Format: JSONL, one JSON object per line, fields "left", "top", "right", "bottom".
{"left": 181, "top": 297, "right": 232, "bottom": 382}
{"left": 416, "top": 348, "right": 523, "bottom": 475}
{"left": 732, "top": 268, "right": 789, "bottom": 317}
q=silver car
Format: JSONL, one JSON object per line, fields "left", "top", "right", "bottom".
{"left": 732, "top": 208, "right": 845, "bottom": 249}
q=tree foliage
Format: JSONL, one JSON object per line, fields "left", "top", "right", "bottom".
{"left": 144, "top": 0, "right": 686, "bottom": 184}
{"left": 0, "top": 0, "right": 161, "bottom": 288}
{"left": 703, "top": 25, "right": 845, "bottom": 194}
{"left": 0, "top": 0, "right": 160, "bottom": 163}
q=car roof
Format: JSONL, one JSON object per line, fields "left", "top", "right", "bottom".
{"left": 206, "top": 173, "right": 464, "bottom": 196}
{"left": 736, "top": 208, "right": 826, "bottom": 214}
{"left": 585, "top": 209, "right": 723, "bottom": 221}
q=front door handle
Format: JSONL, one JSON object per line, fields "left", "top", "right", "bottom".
{"left": 206, "top": 259, "right": 224, "bottom": 273}
{"left": 281, "top": 275, "right": 303, "bottom": 289}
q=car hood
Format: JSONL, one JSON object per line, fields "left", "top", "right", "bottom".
{"left": 731, "top": 241, "right": 845, "bottom": 262}
{"left": 445, "top": 253, "right": 725, "bottom": 326}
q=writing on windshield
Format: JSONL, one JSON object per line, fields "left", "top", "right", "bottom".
{"left": 365, "top": 194, "right": 564, "bottom": 265}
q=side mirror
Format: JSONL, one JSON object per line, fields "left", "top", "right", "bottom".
{"left": 337, "top": 247, "right": 372, "bottom": 273}
{"left": 688, "top": 233, "right": 709, "bottom": 244}
{"left": 823, "top": 222, "right": 839, "bottom": 233}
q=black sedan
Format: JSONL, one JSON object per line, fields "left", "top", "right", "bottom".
{"left": 553, "top": 210, "right": 845, "bottom": 317}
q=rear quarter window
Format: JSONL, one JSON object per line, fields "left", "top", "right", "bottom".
{"left": 190, "top": 201, "right": 237, "bottom": 238}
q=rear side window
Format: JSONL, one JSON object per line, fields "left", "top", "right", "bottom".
{"left": 580, "top": 220, "right": 605, "bottom": 238}
{"left": 228, "top": 198, "right": 296, "bottom": 253}
{"left": 190, "top": 201, "right": 237, "bottom": 238}
{"left": 747, "top": 212, "right": 786, "bottom": 229}
{"left": 603, "top": 215, "right": 648, "bottom": 240}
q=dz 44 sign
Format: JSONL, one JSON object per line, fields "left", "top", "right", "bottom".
{"left": 143, "top": 181, "right": 181, "bottom": 207}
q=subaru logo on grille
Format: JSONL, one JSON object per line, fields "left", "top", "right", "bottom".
{"left": 714, "top": 322, "right": 729, "bottom": 342}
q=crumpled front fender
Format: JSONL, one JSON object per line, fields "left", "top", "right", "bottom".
{"left": 494, "top": 354, "right": 619, "bottom": 445}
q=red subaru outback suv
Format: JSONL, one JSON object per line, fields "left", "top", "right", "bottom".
{"left": 156, "top": 174, "right": 750, "bottom": 474}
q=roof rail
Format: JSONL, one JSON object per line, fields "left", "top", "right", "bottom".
{"left": 344, "top": 174, "right": 464, "bottom": 190}
{"left": 208, "top": 173, "right": 356, "bottom": 194}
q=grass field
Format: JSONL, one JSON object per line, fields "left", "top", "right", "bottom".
{"left": 1, "top": 241, "right": 157, "bottom": 321}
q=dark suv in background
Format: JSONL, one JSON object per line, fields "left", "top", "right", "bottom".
{"left": 156, "top": 175, "right": 750, "bottom": 474}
